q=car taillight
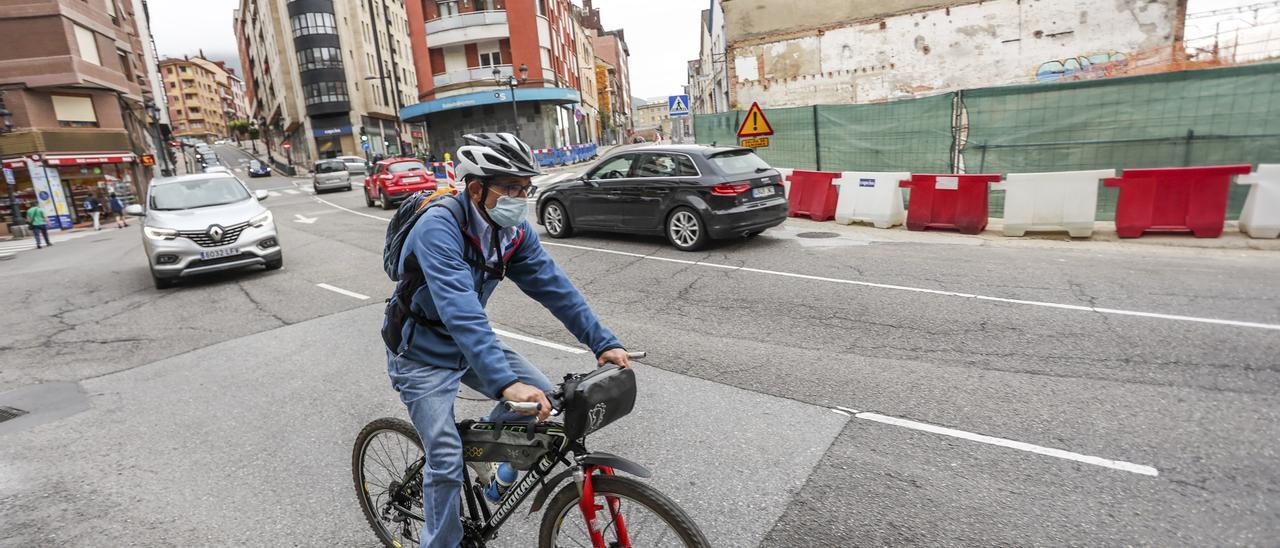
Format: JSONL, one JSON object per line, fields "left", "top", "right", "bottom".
{"left": 711, "top": 183, "right": 752, "bottom": 196}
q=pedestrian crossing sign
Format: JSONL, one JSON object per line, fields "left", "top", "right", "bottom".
{"left": 668, "top": 95, "right": 690, "bottom": 118}
{"left": 737, "top": 102, "right": 774, "bottom": 138}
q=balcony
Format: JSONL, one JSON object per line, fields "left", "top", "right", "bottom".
{"left": 433, "top": 65, "right": 511, "bottom": 89}
{"left": 424, "top": 10, "right": 508, "bottom": 48}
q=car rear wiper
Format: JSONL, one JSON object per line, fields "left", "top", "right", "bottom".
{"left": 754, "top": 167, "right": 770, "bottom": 173}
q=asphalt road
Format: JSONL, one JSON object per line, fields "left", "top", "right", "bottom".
{"left": 2, "top": 143, "right": 1278, "bottom": 546}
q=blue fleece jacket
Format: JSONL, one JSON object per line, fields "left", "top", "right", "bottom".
{"left": 388, "top": 194, "right": 622, "bottom": 398}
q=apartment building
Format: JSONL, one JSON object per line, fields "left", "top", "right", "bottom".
{"left": 0, "top": 0, "right": 166, "bottom": 233}
{"left": 160, "top": 56, "right": 232, "bottom": 141}
{"left": 235, "top": 0, "right": 421, "bottom": 170}
{"left": 401, "top": 0, "right": 602, "bottom": 154}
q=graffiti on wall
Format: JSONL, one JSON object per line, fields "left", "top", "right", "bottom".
{"left": 1035, "top": 52, "right": 1130, "bottom": 83}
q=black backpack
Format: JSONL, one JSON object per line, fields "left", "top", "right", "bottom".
{"left": 380, "top": 190, "right": 527, "bottom": 353}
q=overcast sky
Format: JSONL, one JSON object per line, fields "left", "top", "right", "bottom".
{"left": 147, "top": 0, "right": 704, "bottom": 101}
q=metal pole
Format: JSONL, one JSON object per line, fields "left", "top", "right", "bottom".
{"left": 812, "top": 104, "right": 821, "bottom": 171}
{"left": 509, "top": 79, "right": 520, "bottom": 136}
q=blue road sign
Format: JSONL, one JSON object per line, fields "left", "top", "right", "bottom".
{"left": 668, "top": 95, "right": 690, "bottom": 118}
{"left": 363, "top": 141, "right": 372, "bottom": 152}
{"left": 3, "top": 168, "right": 13, "bottom": 185}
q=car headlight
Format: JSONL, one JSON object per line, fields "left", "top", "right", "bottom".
{"left": 249, "top": 210, "right": 273, "bottom": 228}
{"left": 144, "top": 226, "right": 178, "bottom": 240}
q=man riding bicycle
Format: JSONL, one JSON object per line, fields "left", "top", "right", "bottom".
{"left": 383, "top": 132, "right": 631, "bottom": 548}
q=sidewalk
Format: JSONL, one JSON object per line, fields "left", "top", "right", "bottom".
{"left": 783, "top": 216, "right": 1280, "bottom": 254}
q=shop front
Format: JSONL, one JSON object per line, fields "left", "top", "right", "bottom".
{"left": 2, "top": 153, "right": 140, "bottom": 230}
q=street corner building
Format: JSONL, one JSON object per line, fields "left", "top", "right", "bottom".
{"left": 0, "top": 0, "right": 172, "bottom": 235}
{"left": 235, "top": 0, "right": 426, "bottom": 170}
{"left": 399, "top": 0, "right": 627, "bottom": 154}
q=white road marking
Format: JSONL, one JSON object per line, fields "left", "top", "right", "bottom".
{"left": 311, "top": 195, "right": 392, "bottom": 222}
{"left": 284, "top": 189, "right": 300, "bottom": 195}
{"left": 294, "top": 214, "right": 318, "bottom": 224}
{"left": 835, "top": 406, "right": 860, "bottom": 415}
{"left": 267, "top": 191, "right": 282, "bottom": 197}
{"left": 492, "top": 328, "right": 588, "bottom": 354}
{"left": 537, "top": 242, "right": 1280, "bottom": 332}
{"left": 316, "top": 283, "right": 370, "bottom": 300}
{"left": 851, "top": 410, "right": 1159, "bottom": 476}
{"left": 831, "top": 409, "right": 851, "bottom": 417}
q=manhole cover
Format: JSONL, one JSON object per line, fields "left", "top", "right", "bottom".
{"left": 0, "top": 406, "right": 28, "bottom": 423}
{"left": 796, "top": 232, "right": 840, "bottom": 239}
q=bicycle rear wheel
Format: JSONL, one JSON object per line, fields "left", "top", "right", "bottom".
{"left": 537, "top": 475, "right": 710, "bottom": 548}
{"left": 353, "top": 417, "right": 425, "bottom": 548}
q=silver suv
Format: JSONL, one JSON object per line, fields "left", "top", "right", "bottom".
{"left": 125, "top": 174, "right": 282, "bottom": 289}
{"left": 313, "top": 159, "right": 354, "bottom": 193}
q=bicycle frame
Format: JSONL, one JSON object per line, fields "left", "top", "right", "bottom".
{"left": 392, "top": 435, "right": 634, "bottom": 548}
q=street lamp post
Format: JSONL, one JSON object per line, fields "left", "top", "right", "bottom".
{"left": 493, "top": 64, "right": 529, "bottom": 137}
{"left": 1, "top": 93, "right": 23, "bottom": 231}
{"left": 144, "top": 100, "right": 172, "bottom": 177}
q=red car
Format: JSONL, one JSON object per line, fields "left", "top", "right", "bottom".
{"left": 363, "top": 158, "right": 437, "bottom": 209}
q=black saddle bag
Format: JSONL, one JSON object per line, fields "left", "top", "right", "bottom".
{"left": 560, "top": 364, "right": 637, "bottom": 441}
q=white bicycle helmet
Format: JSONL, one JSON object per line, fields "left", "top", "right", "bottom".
{"left": 454, "top": 132, "right": 541, "bottom": 182}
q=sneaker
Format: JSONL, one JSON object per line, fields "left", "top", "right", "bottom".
{"left": 467, "top": 461, "right": 498, "bottom": 489}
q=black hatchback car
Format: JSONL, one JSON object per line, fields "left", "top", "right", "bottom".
{"left": 535, "top": 145, "right": 787, "bottom": 251}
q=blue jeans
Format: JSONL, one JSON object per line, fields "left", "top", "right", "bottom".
{"left": 386, "top": 342, "right": 554, "bottom": 548}
{"left": 31, "top": 225, "right": 50, "bottom": 247}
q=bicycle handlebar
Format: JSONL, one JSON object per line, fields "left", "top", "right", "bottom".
{"left": 501, "top": 351, "right": 645, "bottom": 415}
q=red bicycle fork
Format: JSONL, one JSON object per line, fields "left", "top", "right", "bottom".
{"left": 577, "top": 465, "right": 632, "bottom": 548}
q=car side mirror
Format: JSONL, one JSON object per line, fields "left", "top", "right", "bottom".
{"left": 255, "top": 190, "right": 269, "bottom": 201}
{"left": 124, "top": 204, "right": 145, "bottom": 217}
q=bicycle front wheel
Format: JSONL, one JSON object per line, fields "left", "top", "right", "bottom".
{"left": 537, "top": 475, "right": 710, "bottom": 548}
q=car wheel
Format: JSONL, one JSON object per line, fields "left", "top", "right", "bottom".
{"left": 543, "top": 201, "right": 574, "bottom": 238}
{"left": 313, "top": 184, "right": 321, "bottom": 194}
{"left": 379, "top": 189, "right": 394, "bottom": 210}
{"left": 666, "top": 207, "right": 708, "bottom": 251}
{"left": 364, "top": 187, "right": 375, "bottom": 207}
{"left": 346, "top": 184, "right": 353, "bottom": 192}
{"left": 265, "top": 255, "right": 283, "bottom": 270}
{"left": 152, "top": 270, "right": 175, "bottom": 290}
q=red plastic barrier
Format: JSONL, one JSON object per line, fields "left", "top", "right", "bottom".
{"left": 786, "top": 170, "right": 841, "bottom": 221}
{"left": 899, "top": 174, "right": 1002, "bottom": 234}
{"left": 1103, "top": 165, "right": 1252, "bottom": 238}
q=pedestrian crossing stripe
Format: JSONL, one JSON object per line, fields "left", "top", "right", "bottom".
{"left": 284, "top": 189, "right": 300, "bottom": 194}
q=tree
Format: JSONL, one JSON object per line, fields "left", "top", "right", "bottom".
{"left": 227, "top": 119, "right": 251, "bottom": 145}
{"left": 247, "top": 126, "right": 260, "bottom": 153}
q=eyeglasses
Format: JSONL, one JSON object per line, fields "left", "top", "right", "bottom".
{"left": 488, "top": 181, "right": 535, "bottom": 198}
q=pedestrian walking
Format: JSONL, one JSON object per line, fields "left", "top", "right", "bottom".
{"left": 83, "top": 194, "right": 102, "bottom": 230}
{"left": 25, "top": 203, "right": 51, "bottom": 248}
{"left": 108, "top": 192, "right": 127, "bottom": 228}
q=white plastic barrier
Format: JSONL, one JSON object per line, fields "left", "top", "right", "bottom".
{"left": 1237, "top": 164, "right": 1280, "bottom": 239}
{"left": 775, "top": 168, "right": 794, "bottom": 198}
{"left": 831, "top": 171, "right": 912, "bottom": 228}
{"left": 992, "top": 169, "right": 1115, "bottom": 237}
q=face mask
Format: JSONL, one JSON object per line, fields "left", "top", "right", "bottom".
{"left": 486, "top": 195, "right": 527, "bottom": 228}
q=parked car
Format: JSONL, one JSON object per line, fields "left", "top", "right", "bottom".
{"left": 313, "top": 159, "right": 353, "bottom": 193}
{"left": 247, "top": 160, "right": 271, "bottom": 178}
{"left": 363, "top": 158, "right": 436, "bottom": 210}
{"left": 201, "top": 157, "right": 223, "bottom": 170}
{"left": 203, "top": 166, "right": 234, "bottom": 176}
{"left": 337, "top": 155, "right": 369, "bottom": 176}
{"left": 535, "top": 145, "right": 787, "bottom": 251}
{"left": 124, "top": 173, "right": 282, "bottom": 289}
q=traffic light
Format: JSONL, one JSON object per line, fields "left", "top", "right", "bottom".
{"left": 360, "top": 129, "right": 369, "bottom": 143}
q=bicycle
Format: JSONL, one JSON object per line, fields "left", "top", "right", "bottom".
{"left": 353, "top": 353, "right": 710, "bottom": 547}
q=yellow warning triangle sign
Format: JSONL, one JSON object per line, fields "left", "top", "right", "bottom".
{"left": 736, "top": 102, "right": 775, "bottom": 138}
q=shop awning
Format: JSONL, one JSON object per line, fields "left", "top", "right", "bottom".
{"left": 2, "top": 153, "right": 137, "bottom": 169}
{"left": 399, "top": 87, "right": 581, "bottom": 122}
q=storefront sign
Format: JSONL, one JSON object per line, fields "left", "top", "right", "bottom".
{"left": 25, "top": 158, "right": 72, "bottom": 229}
{"left": 411, "top": 131, "right": 423, "bottom": 138}
{"left": 141, "top": 154, "right": 156, "bottom": 166}
{"left": 313, "top": 126, "right": 353, "bottom": 137}
{"left": 3, "top": 168, "right": 13, "bottom": 185}
{"left": 44, "top": 154, "right": 136, "bottom": 166}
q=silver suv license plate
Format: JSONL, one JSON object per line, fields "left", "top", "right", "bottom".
{"left": 200, "top": 247, "right": 240, "bottom": 260}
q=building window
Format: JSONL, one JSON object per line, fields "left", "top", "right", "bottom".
{"left": 105, "top": 0, "right": 118, "bottom": 24}
{"left": 479, "top": 51, "right": 502, "bottom": 67}
{"left": 73, "top": 25, "right": 101, "bottom": 65}
{"left": 303, "top": 81, "right": 349, "bottom": 105}
{"left": 476, "top": 0, "right": 498, "bottom": 11}
{"left": 437, "top": 1, "right": 459, "bottom": 17}
{"left": 296, "top": 47, "right": 343, "bottom": 71}
{"left": 291, "top": 12, "right": 337, "bottom": 37}
{"left": 536, "top": 0, "right": 546, "bottom": 16}
{"left": 51, "top": 94, "right": 99, "bottom": 128}
{"left": 117, "top": 51, "right": 133, "bottom": 80}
